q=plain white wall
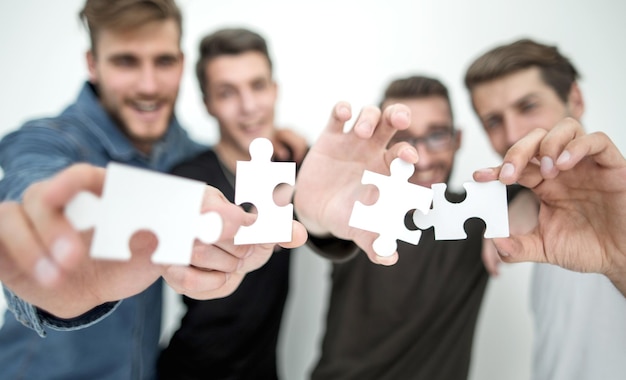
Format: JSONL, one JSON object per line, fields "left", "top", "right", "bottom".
{"left": 1, "top": 1, "right": 625, "bottom": 379}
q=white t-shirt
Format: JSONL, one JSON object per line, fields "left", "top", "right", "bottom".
{"left": 531, "top": 263, "right": 626, "bottom": 380}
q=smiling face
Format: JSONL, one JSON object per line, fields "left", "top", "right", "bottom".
{"left": 470, "top": 66, "right": 584, "bottom": 158}
{"left": 385, "top": 96, "right": 461, "bottom": 188}
{"left": 203, "top": 51, "right": 277, "bottom": 162}
{"left": 87, "top": 19, "right": 184, "bottom": 154}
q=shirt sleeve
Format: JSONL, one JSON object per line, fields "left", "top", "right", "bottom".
{"left": 0, "top": 122, "right": 113, "bottom": 335}
{"left": 306, "top": 234, "right": 361, "bottom": 262}
{"left": 0, "top": 122, "right": 81, "bottom": 201}
{"left": 2, "top": 286, "right": 120, "bottom": 337}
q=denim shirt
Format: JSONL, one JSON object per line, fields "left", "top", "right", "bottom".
{"left": 0, "top": 82, "right": 205, "bottom": 380}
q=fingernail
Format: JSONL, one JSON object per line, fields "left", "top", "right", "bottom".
{"left": 51, "top": 237, "right": 73, "bottom": 263}
{"left": 475, "top": 168, "right": 495, "bottom": 175}
{"left": 356, "top": 121, "right": 373, "bottom": 135}
{"left": 500, "top": 163, "right": 515, "bottom": 179}
{"left": 540, "top": 156, "right": 554, "bottom": 173}
{"left": 401, "top": 147, "right": 419, "bottom": 163}
{"left": 35, "top": 258, "right": 60, "bottom": 286}
{"left": 395, "top": 111, "right": 410, "bottom": 123}
{"left": 556, "top": 150, "right": 571, "bottom": 165}
{"left": 497, "top": 249, "right": 510, "bottom": 257}
{"left": 338, "top": 106, "right": 350, "bottom": 118}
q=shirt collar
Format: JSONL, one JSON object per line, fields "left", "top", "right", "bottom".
{"left": 72, "top": 82, "right": 182, "bottom": 164}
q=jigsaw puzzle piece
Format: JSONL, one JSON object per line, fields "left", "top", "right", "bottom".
{"left": 65, "top": 191, "right": 100, "bottom": 230}
{"left": 412, "top": 180, "right": 509, "bottom": 240}
{"left": 234, "top": 137, "right": 295, "bottom": 245}
{"left": 195, "top": 212, "right": 223, "bottom": 245}
{"left": 349, "top": 158, "right": 433, "bottom": 257}
{"left": 65, "top": 163, "right": 223, "bottom": 265}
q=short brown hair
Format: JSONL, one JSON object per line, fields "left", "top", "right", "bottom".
{"left": 380, "top": 75, "right": 453, "bottom": 120}
{"left": 79, "top": 0, "right": 182, "bottom": 54}
{"left": 464, "top": 38, "right": 580, "bottom": 103}
{"left": 195, "top": 28, "right": 273, "bottom": 100}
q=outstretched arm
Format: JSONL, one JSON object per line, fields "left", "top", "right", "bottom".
{"left": 0, "top": 163, "right": 307, "bottom": 323}
{"left": 473, "top": 117, "right": 626, "bottom": 296}
{"left": 294, "top": 101, "right": 417, "bottom": 265}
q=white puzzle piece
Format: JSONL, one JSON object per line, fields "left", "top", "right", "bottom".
{"left": 412, "top": 181, "right": 509, "bottom": 240}
{"left": 234, "top": 137, "right": 295, "bottom": 245}
{"left": 64, "top": 162, "right": 223, "bottom": 265}
{"left": 349, "top": 158, "right": 433, "bottom": 257}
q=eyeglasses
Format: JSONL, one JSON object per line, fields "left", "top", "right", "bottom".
{"left": 390, "top": 128, "right": 457, "bottom": 152}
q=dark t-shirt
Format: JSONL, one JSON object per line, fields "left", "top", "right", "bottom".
{"left": 311, "top": 192, "right": 489, "bottom": 380}
{"left": 157, "top": 150, "right": 291, "bottom": 380}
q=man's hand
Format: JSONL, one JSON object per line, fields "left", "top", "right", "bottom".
{"left": 473, "top": 118, "right": 626, "bottom": 295}
{"left": 161, "top": 185, "right": 306, "bottom": 300}
{"left": 294, "top": 102, "right": 418, "bottom": 265}
{"left": 0, "top": 163, "right": 307, "bottom": 318}
{"left": 482, "top": 189, "right": 540, "bottom": 276}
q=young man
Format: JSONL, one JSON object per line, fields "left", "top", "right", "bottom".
{"left": 0, "top": 2, "right": 305, "bottom": 379}
{"left": 158, "top": 28, "right": 306, "bottom": 380}
{"left": 308, "top": 75, "right": 490, "bottom": 380}
{"left": 465, "top": 38, "right": 626, "bottom": 380}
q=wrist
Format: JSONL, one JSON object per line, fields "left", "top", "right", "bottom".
{"left": 605, "top": 250, "right": 626, "bottom": 297}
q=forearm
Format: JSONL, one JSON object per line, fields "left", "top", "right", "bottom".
{"left": 610, "top": 278, "right": 626, "bottom": 298}
{"left": 0, "top": 132, "right": 110, "bottom": 331}
{"left": 606, "top": 209, "right": 626, "bottom": 297}
{"left": 606, "top": 249, "right": 626, "bottom": 297}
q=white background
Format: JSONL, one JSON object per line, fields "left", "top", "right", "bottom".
{"left": 1, "top": 1, "right": 625, "bottom": 379}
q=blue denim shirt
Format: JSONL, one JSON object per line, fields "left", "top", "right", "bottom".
{"left": 0, "top": 82, "right": 205, "bottom": 380}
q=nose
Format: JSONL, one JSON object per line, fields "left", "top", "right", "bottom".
{"left": 137, "top": 64, "right": 158, "bottom": 95}
{"left": 414, "top": 143, "right": 433, "bottom": 169}
{"left": 503, "top": 114, "right": 532, "bottom": 148}
{"left": 239, "top": 89, "right": 258, "bottom": 114}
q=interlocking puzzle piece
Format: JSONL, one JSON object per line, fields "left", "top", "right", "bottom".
{"left": 412, "top": 181, "right": 509, "bottom": 240}
{"left": 65, "top": 162, "right": 223, "bottom": 265}
{"left": 349, "top": 158, "right": 433, "bottom": 257}
{"left": 234, "top": 137, "right": 295, "bottom": 244}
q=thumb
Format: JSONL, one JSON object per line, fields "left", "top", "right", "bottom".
{"left": 493, "top": 232, "right": 547, "bottom": 265}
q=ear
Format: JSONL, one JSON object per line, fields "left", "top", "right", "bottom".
{"left": 567, "top": 82, "right": 585, "bottom": 119}
{"left": 86, "top": 50, "right": 97, "bottom": 83}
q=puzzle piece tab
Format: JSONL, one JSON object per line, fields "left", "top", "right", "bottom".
{"left": 412, "top": 181, "right": 509, "bottom": 240}
{"left": 65, "top": 162, "right": 223, "bottom": 265}
{"left": 234, "top": 137, "right": 295, "bottom": 245}
{"left": 349, "top": 158, "right": 433, "bottom": 257}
